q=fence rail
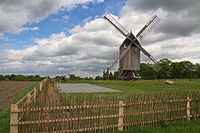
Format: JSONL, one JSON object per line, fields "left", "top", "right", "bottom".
{"left": 10, "top": 98, "right": 200, "bottom": 113}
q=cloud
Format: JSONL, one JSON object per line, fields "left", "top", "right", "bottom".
{"left": 83, "top": 16, "right": 93, "bottom": 23}
{"left": 96, "top": 0, "right": 104, "bottom": 3}
{"left": 1, "top": 17, "right": 122, "bottom": 76}
{"left": 126, "top": 0, "right": 200, "bottom": 13}
{"left": 122, "top": 0, "right": 200, "bottom": 37}
{"left": 1, "top": 0, "right": 200, "bottom": 77}
{"left": 0, "top": 0, "right": 104, "bottom": 39}
{"left": 24, "top": 27, "right": 39, "bottom": 31}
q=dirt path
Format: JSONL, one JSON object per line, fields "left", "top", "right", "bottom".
{"left": 39, "top": 80, "right": 62, "bottom": 106}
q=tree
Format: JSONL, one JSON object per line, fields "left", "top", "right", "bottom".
{"left": 95, "top": 76, "right": 103, "bottom": 80}
{"left": 180, "top": 61, "right": 195, "bottom": 79}
{"left": 113, "top": 69, "right": 123, "bottom": 80}
{"left": 157, "top": 58, "right": 172, "bottom": 79}
{"left": 170, "top": 62, "right": 182, "bottom": 78}
{"left": 12, "top": 75, "right": 27, "bottom": 81}
{"left": 139, "top": 63, "right": 157, "bottom": 79}
{"left": 195, "top": 64, "right": 200, "bottom": 78}
{"left": 28, "top": 75, "right": 42, "bottom": 81}
{"left": 103, "top": 69, "right": 110, "bottom": 80}
{"left": 68, "top": 74, "right": 80, "bottom": 80}
{"left": 0, "top": 75, "right": 5, "bottom": 80}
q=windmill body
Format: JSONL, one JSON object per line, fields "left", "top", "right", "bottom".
{"left": 119, "top": 33, "right": 141, "bottom": 79}
{"left": 120, "top": 33, "right": 140, "bottom": 71}
{"left": 104, "top": 14, "right": 160, "bottom": 80}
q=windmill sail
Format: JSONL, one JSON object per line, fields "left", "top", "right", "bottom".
{"left": 136, "top": 15, "right": 160, "bottom": 40}
{"left": 104, "top": 14, "right": 129, "bottom": 37}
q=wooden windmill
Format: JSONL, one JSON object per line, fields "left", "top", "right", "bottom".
{"left": 104, "top": 14, "right": 160, "bottom": 80}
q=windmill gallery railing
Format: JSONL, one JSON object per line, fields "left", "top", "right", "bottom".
{"left": 9, "top": 90, "right": 200, "bottom": 133}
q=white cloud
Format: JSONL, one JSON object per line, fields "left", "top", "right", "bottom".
{"left": 83, "top": 16, "right": 93, "bottom": 23}
{"left": 0, "top": 0, "right": 104, "bottom": 39}
{"left": 69, "top": 25, "right": 82, "bottom": 33}
{"left": 1, "top": 0, "right": 200, "bottom": 77}
{"left": 1, "top": 17, "right": 122, "bottom": 76}
{"left": 24, "top": 27, "right": 39, "bottom": 31}
{"left": 96, "top": 0, "right": 104, "bottom": 3}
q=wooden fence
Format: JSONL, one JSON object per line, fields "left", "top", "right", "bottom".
{"left": 10, "top": 78, "right": 48, "bottom": 133}
{"left": 10, "top": 90, "right": 200, "bottom": 133}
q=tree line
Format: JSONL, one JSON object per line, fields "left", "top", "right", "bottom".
{"left": 2, "top": 58, "right": 199, "bottom": 81}
{"left": 98, "top": 58, "right": 200, "bottom": 80}
{"left": 0, "top": 74, "right": 42, "bottom": 81}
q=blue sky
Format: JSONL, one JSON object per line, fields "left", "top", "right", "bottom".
{"left": 0, "top": 0, "right": 200, "bottom": 77}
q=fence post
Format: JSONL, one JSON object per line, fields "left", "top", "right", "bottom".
{"left": 10, "top": 104, "right": 18, "bottom": 133}
{"left": 118, "top": 100, "right": 124, "bottom": 131}
{"left": 27, "top": 92, "right": 31, "bottom": 107}
{"left": 39, "top": 82, "right": 42, "bottom": 91}
{"left": 33, "top": 87, "right": 37, "bottom": 102}
{"left": 43, "top": 78, "right": 47, "bottom": 87}
{"left": 186, "top": 96, "right": 191, "bottom": 120}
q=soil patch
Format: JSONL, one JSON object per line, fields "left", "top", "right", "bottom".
{"left": 0, "top": 81, "right": 35, "bottom": 110}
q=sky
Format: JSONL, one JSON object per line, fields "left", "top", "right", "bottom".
{"left": 0, "top": 0, "right": 200, "bottom": 77}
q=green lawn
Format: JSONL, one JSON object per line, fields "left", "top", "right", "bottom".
{"left": 61, "top": 79, "right": 200, "bottom": 95}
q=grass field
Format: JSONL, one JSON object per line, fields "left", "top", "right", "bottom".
{"left": 119, "top": 119, "right": 200, "bottom": 133}
{"left": 1, "top": 79, "right": 200, "bottom": 133}
{"left": 0, "top": 81, "right": 37, "bottom": 133}
{"left": 57, "top": 79, "right": 200, "bottom": 133}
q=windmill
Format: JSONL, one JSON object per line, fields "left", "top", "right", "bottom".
{"left": 104, "top": 14, "right": 160, "bottom": 80}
